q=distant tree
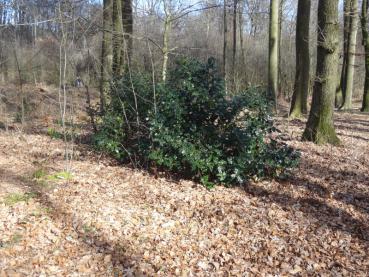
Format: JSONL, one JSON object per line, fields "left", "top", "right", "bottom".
{"left": 157, "top": 0, "right": 205, "bottom": 82}
{"left": 289, "top": 0, "right": 310, "bottom": 118}
{"left": 340, "top": 0, "right": 359, "bottom": 110}
{"left": 268, "top": 0, "right": 279, "bottom": 108}
{"left": 302, "top": 0, "right": 340, "bottom": 145}
{"left": 361, "top": 0, "right": 369, "bottom": 112}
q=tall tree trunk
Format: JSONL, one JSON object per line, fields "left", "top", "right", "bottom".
{"left": 205, "top": 1, "right": 211, "bottom": 60}
{"left": 361, "top": 0, "right": 369, "bottom": 112}
{"left": 277, "top": 0, "right": 284, "bottom": 98}
{"left": 2, "top": 1, "right": 6, "bottom": 25}
{"left": 268, "top": 0, "right": 279, "bottom": 109}
{"left": 336, "top": 0, "right": 351, "bottom": 107}
{"left": 121, "top": 0, "right": 133, "bottom": 67}
{"left": 161, "top": 15, "right": 171, "bottom": 82}
{"left": 99, "top": 0, "right": 113, "bottom": 114}
{"left": 0, "top": 2, "right": 3, "bottom": 28}
{"left": 239, "top": 1, "right": 245, "bottom": 68}
{"left": 341, "top": 0, "right": 359, "bottom": 110}
{"left": 289, "top": 0, "right": 311, "bottom": 118}
{"left": 302, "top": 0, "right": 340, "bottom": 145}
{"left": 112, "top": 0, "right": 123, "bottom": 76}
{"left": 223, "top": 0, "right": 228, "bottom": 92}
{"left": 161, "top": 0, "right": 171, "bottom": 83}
{"left": 232, "top": 0, "right": 237, "bottom": 89}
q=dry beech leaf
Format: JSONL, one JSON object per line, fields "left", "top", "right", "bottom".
{"left": 0, "top": 111, "right": 368, "bottom": 275}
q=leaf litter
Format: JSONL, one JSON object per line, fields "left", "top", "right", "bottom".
{"left": 0, "top": 111, "right": 368, "bottom": 276}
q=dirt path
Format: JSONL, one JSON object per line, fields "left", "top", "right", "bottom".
{"left": 0, "top": 111, "right": 368, "bottom": 276}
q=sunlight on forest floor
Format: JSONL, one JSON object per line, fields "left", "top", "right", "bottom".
{"left": 0, "top": 86, "right": 368, "bottom": 276}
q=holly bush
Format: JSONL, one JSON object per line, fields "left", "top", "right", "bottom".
{"left": 94, "top": 58, "right": 300, "bottom": 187}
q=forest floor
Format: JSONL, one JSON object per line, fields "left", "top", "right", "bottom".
{"left": 0, "top": 85, "right": 368, "bottom": 276}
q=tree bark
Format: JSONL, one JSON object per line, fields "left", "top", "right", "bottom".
{"left": 121, "top": 0, "right": 133, "bottom": 67}
{"left": 277, "top": 0, "right": 284, "bottom": 98}
{"left": 289, "top": 0, "right": 311, "bottom": 118}
{"left": 99, "top": 0, "right": 113, "bottom": 113}
{"left": 268, "top": 0, "right": 279, "bottom": 109}
{"left": 232, "top": 0, "right": 237, "bottom": 89}
{"left": 161, "top": 16, "right": 171, "bottom": 82}
{"left": 361, "top": 0, "right": 369, "bottom": 112}
{"left": 112, "top": 0, "right": 123, "bottom": 76}
{"left": 239, "top": 1, "right": 245, "bottom": 68}
{"left": 336, "top": 0, "right": 351, "bottom": 107}
{"left": 302, "top": 0, "right": 340, "bottom": 145}
{"left": 341, "top": 0, "right": 359, "bottom": 110}
{"left": 223, "top": 0, "right": 228, "bottom": 91}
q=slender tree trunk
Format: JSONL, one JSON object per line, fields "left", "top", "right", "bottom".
{"left": 99, "top": 0, "right": 112, "bottom": 114}
{"left": 336, "top": 0, "right": 351, "bottom": 107}
{"left": 121, "top": 0, "right": 133, "bottom": 67}
{"left": 302, "top": 0, "right": 340, "bottom": 145}
{"left": 278, "top": 0, "right": 284, "bottom": 98}
{"left": 0, "top": 3, "right": 2, "bottom": 25}
{"left": 361, "top": 0, "right": 369, "bottom": 112}
{"left": 290, "top": 0, "right": 311, "bottom": 118}
{"left": 239, "top": 1, "right": 245, "bottom": 67}
{"left": 223, "top": 0, "right": 228, "bottom": 91}
{"left": 232, "top": 0, "right": 237, "bottom": 89}
{"left": 162, "top": 16, "right": 171, "bottom": 82}
{"left": 161, "top": 0, "right": 172, "bottom": 82}
{"left": 268, "top": 0, "right": 279, "bottom": 109}
{"left": 1, "top": 0, "right": 7, "bottom": 82}
{"left": 341, "top": 0, "right": 359, "bottom": 110}
{"left": 205, "top": 7, "right": 211, "bottom": 60}
{"left": 112, "top": 0, "right": 123, "bottom": 76}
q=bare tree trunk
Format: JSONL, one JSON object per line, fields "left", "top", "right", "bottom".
{"left": 303, "top": 0, "right": 340, "bottom": 145}
{"left": 0, "top": 2, "right": 2, "bottom": 25}
{"left": 161, "top": 0, "right": 172, "bottom": 82}
{"left": 290, "top": 0, "right": 311, "bottom": 118}
{"left": 361, "top": 0, "right": 369, "bottom": 112}
{"left": 112, "top": 0, "right": 123, "bottom": 76}
{"left": 336, "top": 0, "right": 351, "bottom": 107}
{"left": 121, "top": 0, "right": 133, "bottom": 67}
{"left": 205, "top": 1, "right": 211, "bottom": 60}
{"left": 13, "top": 47, "right": 24, "bottom": 126}
{"left": 268, "top": 0, "right": 279, "bottom": 109}
{"left": 341, "top": 0, "right": 359, "bottom": 110}
{"left": 85, "top": 85, "right": 97, "bottom": 132}
{"left": 232, "top": 0, "right": 237, "bottom": 89}
{"left": 223, "top": 0, "right": 228, "bottom": 92}
{"left": 239, "top": 1, "right": 245, "bottom": 68}
{"left": 161, "top": 16, "right": 172, "bottom": 82}
{"left": 100, "top": 0, "right": 112, "bottom": 114}
{"left": 278, "top": 0, "right": 284, "bottom": 98}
